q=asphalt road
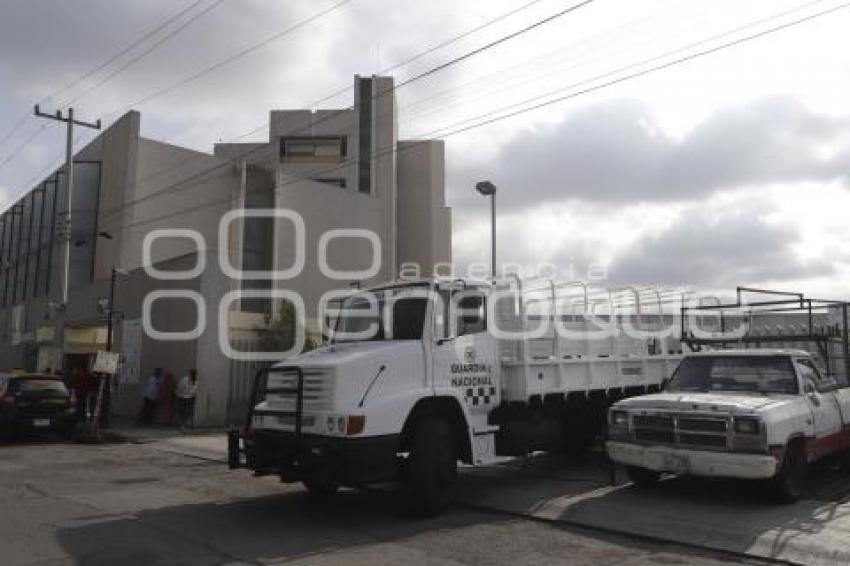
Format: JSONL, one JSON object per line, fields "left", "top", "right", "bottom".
{"left": 0, "top": 437, "right": 773, "bottom": 566}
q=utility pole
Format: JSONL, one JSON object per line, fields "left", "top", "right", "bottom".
{"left": 33, "top": 105, "right": 101, "bottom": 307}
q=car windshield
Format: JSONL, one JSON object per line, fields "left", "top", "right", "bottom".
{"left": 667, "top": 355, "right": 799, "bottom": 394}
{"left": 333, "top": 286, "right": 430, "bottom": 343}
{"left": 9, "top": 378, "right": 69, "bottom": 396}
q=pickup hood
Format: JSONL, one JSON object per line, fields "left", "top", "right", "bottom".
{"left": 616, "top": 391, "right": 796, "bottom": 415}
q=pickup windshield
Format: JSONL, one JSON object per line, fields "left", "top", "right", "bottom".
{"left": 667, "top": 355, "right": 799, "bottom": 394}
{"left": 333, "top": 286, "right": 429, "bottom": 343}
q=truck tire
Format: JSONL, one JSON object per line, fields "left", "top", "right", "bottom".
{"left": 770, "top": 440, "right": 806, "bottom": 504}
{"left": 407, "top": 418, "right": 457, "bottom": 515}
{"left": 302, "top": 479, "right": 339, "bottom": 497}
{"left": 627, "top": 465, "right": 661, "bottom": 487}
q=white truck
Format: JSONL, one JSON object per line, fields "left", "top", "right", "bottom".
{"left": 607, "top": 290, "right": 850, "bottom": 503}
{"left": 228, "top": 276, "right": 684, "bottom": 513}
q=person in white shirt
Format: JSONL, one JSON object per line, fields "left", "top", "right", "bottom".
{"left": 176, "top": 369, "right": 198, "bottom": 429}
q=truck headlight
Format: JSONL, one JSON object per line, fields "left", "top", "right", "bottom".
{"left": 608, "top": 410, "right": 629, "bottom": 441}
{"left": 609, "top": 410, "right": 628, "bottom": 426}
{"left": 734, "top": 417, "right": 760, "bottom": 435}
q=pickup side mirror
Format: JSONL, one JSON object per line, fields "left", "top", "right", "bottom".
{"left": 804, "top": 379, "right": 820, "bottom": 405}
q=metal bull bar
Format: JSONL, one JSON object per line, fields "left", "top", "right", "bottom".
{"left": 228, "top": 366, "right": 305, "bottom": 469}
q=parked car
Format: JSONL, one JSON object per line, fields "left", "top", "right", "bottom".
{"left": 606, "top": 349, "right": 850, "bottom": 503}
{"left": 0, "top": 372, "right": 78, "bottom": 438}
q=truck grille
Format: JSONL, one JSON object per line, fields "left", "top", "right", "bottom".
{"left": 264, "top": 368, "right": 333, "bottom": 412}
{"left": 632, "top": 413, "right": 729, "bottom": 450}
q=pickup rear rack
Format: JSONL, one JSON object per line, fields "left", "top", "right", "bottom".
{"left": 681, "top": 287, "right": 850, "bottom": 382}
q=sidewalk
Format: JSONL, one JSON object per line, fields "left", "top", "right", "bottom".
{"left": 102, "top": 418, "right": 229, "bottom": 463}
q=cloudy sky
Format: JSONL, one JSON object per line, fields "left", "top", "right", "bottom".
{"left": 1, "top": 0, "right": 849, "bottom": 298}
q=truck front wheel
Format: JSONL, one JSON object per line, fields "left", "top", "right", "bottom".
{"left": 407, "top": 418, "right": 458, "bottom": 515}
{"left": 770, "top": 440, "right": 807, "bottom": 504}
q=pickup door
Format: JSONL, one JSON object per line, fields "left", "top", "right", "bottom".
{"left": 796, "top": 357, "right": 850, "bottom": 459}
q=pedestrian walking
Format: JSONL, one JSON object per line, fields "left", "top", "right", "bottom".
{"left": 138, "top": 368, "right": 162, "bottom": 425}
{"left": 176, "top": 369, "right": 198, "bottom": 430}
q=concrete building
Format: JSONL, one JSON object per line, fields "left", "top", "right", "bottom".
{"left": 0, "top": 75, "right": 452, "bottom": 425}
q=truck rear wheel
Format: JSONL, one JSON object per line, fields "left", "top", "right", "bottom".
{"left": 407, "top": 418, "right": 457, "bottom": 515}
{"left": 627, "top": 466, "right": 661, "bottom": 487}
{"left": 770, "top": 440, "right": 806, "bottom": 504}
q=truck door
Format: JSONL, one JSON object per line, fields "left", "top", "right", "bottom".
{"left": 431, "top": 287, "right": 499, "bottom": 429}
{"left": 797, "top": 357, "right": 843, "bottom": 459}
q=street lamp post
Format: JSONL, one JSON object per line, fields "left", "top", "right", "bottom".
{"left": 475, "top": 181, "right": 497, "bottom": 279}
{"left": 106, "top": 266, "right": 118, "bottom": 351}
{"left": 92, "top": 231, "right": 125, "bottom": 435}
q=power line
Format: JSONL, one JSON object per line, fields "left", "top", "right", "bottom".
{"left": 0, "top": 114, "right": 33, "bottom": 151}
{"left": 396, "top": 0, "right": 593, "bottom": 88}
{"left": 0, "top": 0, "right": 209, "bottom": 153}
{"left": 309, "top": 0, "right": 548, "bottom": 107}
{"left": 426, "top": 0, "right": 850, "bottom": 138}
{"left": 58, "top": 0, "right": 210, "bottom": 105}
{"left": 98, "top": 0, "right": 353, "bottom": 122}
{"left": 99, "top": 0, "right": 850, "bottom": 235}
{"left": 0, "top": 124, "right": 50, "bottom": 168}
{"left": 0, "top": 0, "right": 219, "bottom": 183}
{"left": 94, "top": 0, "right": 595, "bottom": 224}
{"left": 0, "top": 0, "right": 342, "bottom": 209}
{"left": 90, "top": 0, "right": 562, "bottom": 200}
{"left": 66, "top": 0, "right": 228, "bottom": 106}
{"left": 398, "top": 0, "right": 827, "bottom": 123}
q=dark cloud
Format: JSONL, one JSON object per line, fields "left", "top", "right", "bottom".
{"left": 607, "top": 207, "right": 834, "bottom": 288}
{"left": 447, "top": 96, "right": 850, "bottom": 210}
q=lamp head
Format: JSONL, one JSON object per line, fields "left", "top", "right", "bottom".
{"left": 475, "top": 180, "right": 496, "bottom": 196}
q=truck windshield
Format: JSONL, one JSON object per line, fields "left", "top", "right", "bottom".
{"left": 333, "top": 287, "right": 429, "bottom": 343}
{"left": 667, "top": 356, "right": 799, "bottom": 394}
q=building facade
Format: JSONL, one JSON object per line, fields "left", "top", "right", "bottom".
{"left": 0, "top": 75, "right": 452, "bottom": 425}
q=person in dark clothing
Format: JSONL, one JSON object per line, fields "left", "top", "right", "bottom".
{"left": 138, "top": 368, "right": 162, "bottom": 425}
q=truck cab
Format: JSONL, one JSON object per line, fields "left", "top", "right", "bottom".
{"left": 606, "top": 349, "right": 850, "bottom": 502}
{"left": 230, "top": 279, "right": 499, "bottom": 512}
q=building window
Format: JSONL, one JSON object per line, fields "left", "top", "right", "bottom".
{"left": 0, "top": 162, "right": 100, "bottom": 306}
{"left": 280, "top": 136, "right": 346, "bottom": 162}
{"left": 358, "top": 77, "right": 372, "bottom": 194}
{"left": 67, "top": 162, "right": 101, "bottom": 289}
{"left": 311, "top": 178, "right": 346, "bottom": 188}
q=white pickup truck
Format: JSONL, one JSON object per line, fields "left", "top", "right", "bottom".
{"left": 606, "top": 349, "right": 850, "bottom": 502}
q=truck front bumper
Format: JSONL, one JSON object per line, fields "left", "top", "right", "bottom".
{"left": 606, "top": 441, "right": 779, "bottom": 479}
{"left": 229, "top": 428, "right": 400, "bottom": 486}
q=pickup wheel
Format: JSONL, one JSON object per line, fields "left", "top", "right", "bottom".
{"left": 627, "top": 466, "right": 661, "bottom": 488}
{"left": 302, "top": 479, "right": 339, "bottom": 497}
{"left": 770, "top": 440, "right": 807, "bottom": 504}
{"left": 407, "top": 418, "right": 457, "bottom": 515}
